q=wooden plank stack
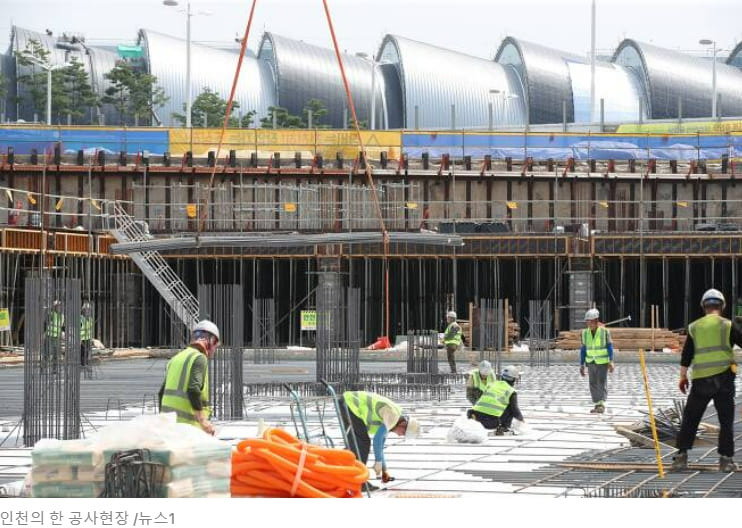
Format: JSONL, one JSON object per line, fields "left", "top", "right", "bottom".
{"left": 555, "top": 327, "right": 686, "bottom": 351}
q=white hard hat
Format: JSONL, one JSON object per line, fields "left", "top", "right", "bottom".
{"left": 193, "top": 319, "right": 220, "bottom": 343}
{"left": 501, "top": 365, "right": 520, "bottom": 382}
{"left": 584, "top": 308, "right": 600, "bottom": 321}
{"left": 701, "top": 288, "right": 725, "bottom": 309}
{"left": 402, "top": 415, "right": 419, "bottom": 439}
{"left": 478, "top": 360, "right": 492, "bottom": 376}
{"left": 447, "top": 311, "right": 457, "bottom": 320}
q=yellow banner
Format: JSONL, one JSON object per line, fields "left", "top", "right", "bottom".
{"left": 616, "top": 120, "right": 742, "bottom": 134}
{"left": 168, "top": 128, "right": 402, "bottom": 161}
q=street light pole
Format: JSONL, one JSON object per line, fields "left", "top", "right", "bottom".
{"left": 46, "top": 67, "right": 52, "bottom": 126}
{"left": 186, "top": 1, "right": 192, "bottom": 129}
{"left": 699, "top": 39, "right": 718, "bottom": 119}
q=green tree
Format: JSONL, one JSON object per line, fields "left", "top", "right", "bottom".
{"left": 101, "top": 60, "right": 168, "bottom": 125}
{"left": 302, "top": 98, "right": 328, "bottom": 128}
{"left": 260, "top": 105, "right": 304, "bottom": 129}
{"left": 14, "top": 39, "right": 51, "bottom": 121}
{"left": 172, "top": 87, "right": 244, "bottom": 128}
{"left": 240, "top": 110, "right": 256, "bottom": 128}
{"left": 0, "top": 71, "right": 8, "bottom": 117}
{"left": 56, "top": 57, "right": 98, "bottom": 124}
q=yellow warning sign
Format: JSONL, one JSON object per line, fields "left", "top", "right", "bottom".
{"left": 186, "top": 203, "right": 197, "bottom": 219}
{"left": 300, "top": 310, "right": 316, "bottom": 331}
{"left": 284, "top": 202, "right": 297, "bottom": 213}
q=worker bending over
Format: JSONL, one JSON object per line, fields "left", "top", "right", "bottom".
{"left": 443, "top": 311, "right": 463, "bottom": 374}
{"left": 339, "top": 391, "right": 419, "bottom": 485}
{"left": 580, "top": 308, "right": 614, "bottom": 414}
{"left": 467, "top": 365, "right": 524, "bottom": 435}
{"left": 159, "top": 320, "right": 220, "bottom": 435}
{"left": 466, "top": 360, "right": 496, "bottom": 405}
{"left": 673, "top": 289, "right": 739, "bottom": 472}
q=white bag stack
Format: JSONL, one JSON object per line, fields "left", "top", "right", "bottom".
{"left": 447, "top": 415, "right": 488, "bottom": 444}
{"left": 31, "top": 414, "right": 232, "bottom": 498}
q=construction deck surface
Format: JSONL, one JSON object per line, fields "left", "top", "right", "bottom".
{"left": 1, "top": 359, "right": 740, "bottom": 497}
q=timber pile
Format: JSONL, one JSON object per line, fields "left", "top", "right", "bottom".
{"left": 555, "top": 327, "right": 685, "bottom": 351}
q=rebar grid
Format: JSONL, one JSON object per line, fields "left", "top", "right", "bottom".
{"left": 406, "top": 330, "right": 438, "bottom": 374}
{"left": 252, "top": 297, "right": 276, "bottom": 364}
{"left": 478, "top": 298, "right": 504, "bottom": 373}
{"left": 198, "top": 284, "right": 244, "bottom": 420}
{"left": 527, "top": 300, "right": 552, "bottom": 367}
{"left": 242, "top": 380, "right": 453, "bottom": 402}
{"left": 23, "top": 278, "right": 82, "bottom": 445}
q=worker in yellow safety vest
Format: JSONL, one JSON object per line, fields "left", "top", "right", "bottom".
{"left": 159, "top": 320, "right": 220, "bottom": 435}
{"left": 466, "top": 360, "right": 496, "bottom": 404}
{"left": 44, "top": 300, "right": 64, "bottom": 368}
{"left": 467, "top": 365, "right": 524, "bottom": 435}
{"left": 443, "top": 311, "right": 462, "bottom": 374}
{"left": 672, "top": 289, "right": 740, "bottom": 472}
{"left": 338, "top": 391, "right": 419, "bottom": 486}
{"left": 80, "top": 302, "right": 94, "bottom": 367}
{"left": 579, "top": 308, "right": 614, "bottom": 414}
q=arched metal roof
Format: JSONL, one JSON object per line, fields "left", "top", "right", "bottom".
{"left": 258, "top": 32, "right": 385, "bottom": 129}
{"left": 139, "top": 29, "right": 276, "bottom": 127}
{"left": 378, "top": 35, "right": 526, "bottom": 130}
{"left": 613, "top": 39, "right": 742, "bottom": 119}
{"left": 495, "top": 37, "right": 580, "bottom": 125}
{"left": 728, "top": 41, "right": 742, "bottom": 69}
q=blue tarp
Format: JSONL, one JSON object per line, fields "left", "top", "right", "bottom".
{"left": 402, "top": 132, "right": 737, "bottom": 161}
{"left": 0, "top": 128, "right": 169, "bottom": 155}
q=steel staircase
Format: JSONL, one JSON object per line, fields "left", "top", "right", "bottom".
{"left": 108, "top": 202, "right": 199, "bottom": 331}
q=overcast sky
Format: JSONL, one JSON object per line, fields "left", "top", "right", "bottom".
{"left": 2, "top": 0, "right": 740, "bottom": 60}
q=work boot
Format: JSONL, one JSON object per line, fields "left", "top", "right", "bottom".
{"left": 596, "top": 404, "right": 605, "bottom": 414}
{"left": 589, "top": 405, "right": 600, "bottom": 414}
{"left": 671, "top": 451, "right": 688, "bottom": 471}
{"left": 364, "top": 482, "right": 380, "bottom": 492}
{"left": 719, "top": 456, "right": 738, "bottom": 472}
{"left": 495, "top": 426, "right": 509, "bottom": 436}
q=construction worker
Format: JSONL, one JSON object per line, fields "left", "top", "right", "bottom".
{"left": 80, "top": 302, "right": 93, "bottom": 367}
{"left": 672, "top": 289, "right": 740, "bottom": 472}
{"left": 466, "top": 360, "right": 496, "bottom": 405}
{"left": 43, "top": 300, "right": 64, "bottom": 369}
{"left": 467, "top": 365, "right": 524, "bottom": 435}
{"left": 579, "top": 308, "right": 614, "bottom": 414}
{"left": 443, "top": 311, "right": 462, "bottom": 374}
{"left": 159, "top": 320, "right": 220, "bottom": 435}
{"left": 338, "top": 391, "right": 419, "bottom": 485}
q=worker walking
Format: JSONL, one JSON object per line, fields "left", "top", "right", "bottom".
{"left": 80, "top": 302, "right": 94, "bottom": 367}
{"left": 43, "top": 300, "right": 64, "bottom": 370}
{"left": 443, "top": 311, "right": 462, "bottom": 374}
{"left": 159, "top": 320, "right": 220, "bottom": 435}
{"left": 338, "top": 391, "right": 419, "bottom": 485}
{"left": 466, "top": 360, "right": 496, "bottom": 405}
{"left": 579, "top": 308, "right": 614, "bottom": 414}
{"left": 672, "top": 289, "right": 739, "bottom": 472}
{"left": 467, "top": 365, "right": 524, "bottom": 435}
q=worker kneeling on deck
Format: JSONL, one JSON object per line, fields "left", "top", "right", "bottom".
{"left": 673, "top": 289, "right": 740, "bottom": 473}
{"left": 339, "top": 391, "right": 419, "bottom": 483}
{"left": 467, "top": 365, "right": 524, "bottom": 435}
{"left": 159, "top": 320, "right": 220, "bottom": 436}
{"left": 466, "top": 360, "right": 496, "bottom": 405}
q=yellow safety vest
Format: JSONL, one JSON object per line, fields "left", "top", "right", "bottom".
{"left": 444, "top": 322, "right": 462, "bottom": 347}
{"left": 343, "top": 391, "right": 401, "bottom": 435}
{"left": 80, "top": 315, "right": 93, "bottom": 341}
{"left": 582, "top": 327, "right": 610, "bottom": 365}
{"left": 46, "top": 311, "right": 63, "bottom": 338}
{"left": 470, "top": 371, "right": 496, "bottom": 391}
{"left": 160, "top": 347, "right": 210, "bottom": 427}
{"left": 688, "top": 314, "right": 733, "bottom": 380}
{"left": 472, "top": 380, "right": 515, "bottom": 417}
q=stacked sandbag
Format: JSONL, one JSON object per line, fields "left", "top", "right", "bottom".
{"left": 31, "top": 414, "right": 232, "bottom": 498}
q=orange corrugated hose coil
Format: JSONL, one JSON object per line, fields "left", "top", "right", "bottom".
{"left": 231, "top": 428, "right": 369, "bottom": 498}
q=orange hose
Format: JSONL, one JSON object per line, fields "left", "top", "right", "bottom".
{"left": 231, "top": 428, "right": 368, "bottom": 498}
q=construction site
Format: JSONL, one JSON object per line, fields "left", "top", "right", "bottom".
{"left": 0, "top": 0, "right": 741, "bottom": 504}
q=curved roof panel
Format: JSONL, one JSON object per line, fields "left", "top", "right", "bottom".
{"left": 567, "top": 61, "right": 647, "bottom": 123}
{"left": 378, "top": 35, "right": 526, "bottom": 130}
{"left": 495, "top": 37, "right": 582, "bottom": 125}
{"left": 258, "top": 33, "right": 384, "bottom": 129}
{"left": 728, "top": 41, "right": 742, "bottom": 69}
{"left": 613, "top": 39, "right": 742, "bottom": 119}
{"left": 140, "top": 29, "right": 276, "bottom": 127}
